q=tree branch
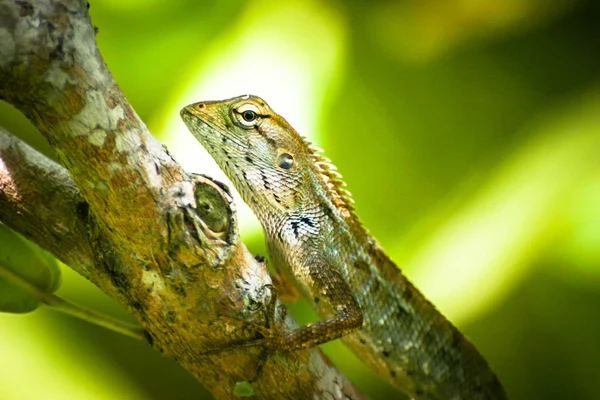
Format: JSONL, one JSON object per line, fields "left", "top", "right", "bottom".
{"left": 0, "top": 127, "right": 94, "bottom": 270}
{"left": 0, "top": 1, "right": 366, "bottom": 399}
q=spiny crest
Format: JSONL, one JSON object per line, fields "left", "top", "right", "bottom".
{"left": 302, "top": 136, "right": 358, "bottom": 221}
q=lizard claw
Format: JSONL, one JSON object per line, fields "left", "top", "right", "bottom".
{"left": 200, "top": 283, "right": 289, "bottom": 357}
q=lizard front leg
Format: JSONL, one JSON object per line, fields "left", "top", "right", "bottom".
{"left": 204, "top": 257, "right": 363, "bottom": 356}
{"left": 264, "top": 254, "right": 364, "bottom": 353}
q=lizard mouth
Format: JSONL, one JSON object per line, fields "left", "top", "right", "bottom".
{"left": 181, "top": 107, "right": 248, "bottom": 154}
{"left": 180, "top": 106, "right": 212, "bottom": 128}
{"left": 180, "top": 105, "right": 219, "bottom": 135}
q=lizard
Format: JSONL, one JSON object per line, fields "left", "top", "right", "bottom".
{"left": 180, "top": 95, "right": 508, "bottom": 400}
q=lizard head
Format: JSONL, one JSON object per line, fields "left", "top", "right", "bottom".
{"left": 181, "top": 95, "right": 354, "bottom": 220}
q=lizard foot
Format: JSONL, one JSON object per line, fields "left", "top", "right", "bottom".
{"left": 200, "top": 304, "right": 288, "bottom": 384}
{"left": 201, "top": 284, "right": 289, "bottom": 356}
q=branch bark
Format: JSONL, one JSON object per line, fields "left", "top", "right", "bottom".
{"left": 0, "top": 1, "right": 366, "bottom": 399}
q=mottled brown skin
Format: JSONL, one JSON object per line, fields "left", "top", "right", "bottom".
{"left": 181, "top": 95, "right": 508, "bottom": 400}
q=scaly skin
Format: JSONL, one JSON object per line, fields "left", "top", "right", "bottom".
{"left": 181, "top": 95, "right": 507, "bottom": 400}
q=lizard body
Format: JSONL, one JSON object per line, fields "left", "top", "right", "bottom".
{"left": 181, "top": 95, "right": 507, "bottom": 400}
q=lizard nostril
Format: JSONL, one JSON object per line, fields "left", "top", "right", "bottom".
{"left": 196, "top": 103, "right": 205, "bottom": 110}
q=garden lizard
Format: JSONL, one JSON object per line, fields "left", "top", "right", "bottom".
{"left": 181, "top": 95, "right": 508, "bottom": 400}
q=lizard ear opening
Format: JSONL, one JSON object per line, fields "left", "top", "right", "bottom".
{"left": 277, "top": 153, "right": 294, "bottom": 170}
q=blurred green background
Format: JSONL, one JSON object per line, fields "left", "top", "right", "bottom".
{"left": 1, "top": 0, "right": 600, "bottom": 399}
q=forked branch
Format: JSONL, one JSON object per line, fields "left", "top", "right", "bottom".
{"left": 0, "top": 1, "right": 365, "bottom": 399}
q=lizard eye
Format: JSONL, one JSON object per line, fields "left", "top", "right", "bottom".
{"left": 277, "top": 153, "right": 294, "bottom": 170}
{"left": 234, "top": 103, "right": 261, "bottom": 128}
{"left": 242, "top": 110, "right": 257, "bottom": 122}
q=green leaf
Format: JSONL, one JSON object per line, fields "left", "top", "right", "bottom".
{"left": 0, "top": 223, "right": 62, "bottom": 313}
{"left": 233, "top": 381, "right": 255, "bottom": 397}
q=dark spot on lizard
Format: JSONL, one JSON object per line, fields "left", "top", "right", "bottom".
{"left": 354, "top": 259, "right": 370, "bottom": 272}
{"left": 300, "top": 216, "right": 314, "bottom": 227}
{"left": 359, "top": 338, "right": 366, "bottom": 344}
{"left": 254, "top": 254, "right": 265, "bottom": 263}
{"left": 221, "top": 136, "right": 227, "bottom": 143}
{"left": 261, "top": 171, "right": 271, "bottom": 190}
{"left": 435, "top": 331, "right": 462, "bottom": 370}
{"left": 245, "top": 155, "right": 253, "bottom": 163}
{"left": 267, "top": 138, "right": 277, "bottom": 147}
{"left": 322, "top": 204, "right": 335, "bottom": 220}
{"left": 314, "top": 297, "right": 320, "bottom": 303}
{"left": 291, "top": 220, "right": 300, "bottom": 238}
{"left": 272, "top": 193, "right": 281, "bottom": 203}
{"left": 392, "top": 303, "right": 411, "bottom": 320}
{"left": 369, "top": 277, "right": 381, "bottom": 295}
{"left": 381, "top": 350, "right": 391, "bottom": 357}
{"left": 421, "top": 325, "right": 441, "bottom": 357}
